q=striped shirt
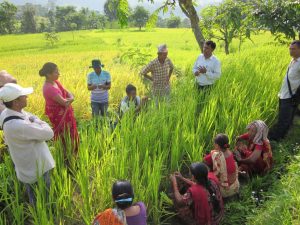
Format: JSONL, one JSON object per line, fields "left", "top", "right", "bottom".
{"left": 87, "top": 71, "right": 111, "bottom": 103}
{"left": 140, "top": 58, "right": 174, "bottom": 95}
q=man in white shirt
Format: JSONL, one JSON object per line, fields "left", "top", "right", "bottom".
{"left": 0, "top": 83, "right": 55, "bottom": 205}
{"left": 269, "top": 40, "right": 300, "bottom": 141}
{"left": 193, "top": 40, "right": 221, "bottom": 89}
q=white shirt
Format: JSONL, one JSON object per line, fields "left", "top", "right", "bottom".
{"left": 0, "top": 108, "right": 55, "bottom": 184}
{"left": 193, "top": 54, "right": 221, "bottom": 86}
{"left": 120, "top": 96, "right": 141, "bottom": 115}
{"left": 279, "top": 57, "right": 300, "bottom": 99}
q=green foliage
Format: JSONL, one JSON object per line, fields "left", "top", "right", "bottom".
{"left": 21, "top": 4, "right": 37, "bottom": 33}
{"left": 200, "top": 0, "right": 255, "bottom": 54}
{"left": 131, "top": 6, "right": 149, "bottom": 30}
{"left": 44, "top": 32, "right": 59, "bottom": 47}
{"left": 0, "top": 1, "right": 17, "bottom": 34}
{"left": 253, "top": 0, "right": 300, "bottom": 42}
{"left": 167, "top": 16, "right": 181, "bottom": 28}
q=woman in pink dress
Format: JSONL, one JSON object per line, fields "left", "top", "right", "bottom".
{"left": 39, "top": 62, "right": 79, "bottom": 156}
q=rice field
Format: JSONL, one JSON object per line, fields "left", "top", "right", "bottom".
{"left": 0, "top": 28, "right": 296, "bottom": 225}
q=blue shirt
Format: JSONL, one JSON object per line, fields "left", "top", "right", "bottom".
{"left": 87, "top": 70, "right": 111, "bottom": 103}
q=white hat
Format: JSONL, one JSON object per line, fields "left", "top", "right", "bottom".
{"left": 158, "top": 44, "right": 168, "bottom": 53}
{"left": 0, "top": 83, "right": 33, "bottom": 102}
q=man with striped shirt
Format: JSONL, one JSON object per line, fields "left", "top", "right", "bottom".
{"left": 87, "top": 59, "right": 111, "bottom": 117}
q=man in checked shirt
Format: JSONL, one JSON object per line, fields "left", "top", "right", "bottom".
{"left": 140, "top": 44, "right": 174, "bottom": 99}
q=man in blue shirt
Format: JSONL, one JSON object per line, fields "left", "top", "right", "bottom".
{"left": 87, "top": 59, "right": 111, "bottom": 117}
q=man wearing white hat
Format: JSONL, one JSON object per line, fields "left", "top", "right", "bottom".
{"left": 0, "top": 83, "right": 55, "bottom": 205}
{"left": 0, "top": 70, "right": 17, "bottom": 113}
{"left": 140, "top": 44, "right": 174, "bottom": 97}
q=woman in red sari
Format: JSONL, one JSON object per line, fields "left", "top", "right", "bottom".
{"left": 170, "top": 162, "right": 224, "bottom": 225}
{"left": 204, "top": 134, "right": 239, "bottom": 198}
{"left": 235, "top": 120, "right": 273, "bottom": 176}
{"left": 39, "top": 62, "right": 79, "bottom": 155}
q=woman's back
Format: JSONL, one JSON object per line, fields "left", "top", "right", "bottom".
{"left": 126, "top": 202, "right": 147, "bottom": 225}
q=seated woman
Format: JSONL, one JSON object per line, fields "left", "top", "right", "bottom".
{"left": 235, "top": 120, "right": 273, "bottom": 176}
{"left": 203, "top": 134, "right": 239, "bottom": 198}
{"left": 93, "top": 180, "right": 147, "bottom": 225}
{"left": 170, "top": 162, "right": 224, "bottom": 225}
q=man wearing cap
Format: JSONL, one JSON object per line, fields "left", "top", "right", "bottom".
{"left": 0, "top": 83, "right": 55, "bottom": 205}
{"left": 140, "top": 44, "right": 174, "bottom": 97}
{"left": 87, "top": 59, "right": 111, "bottom": 117}
{"left": 0, "top": 70, "right": 17, "bottom": 113}
{"left": 193, "top": 40, "right": 221, "bottom": 90}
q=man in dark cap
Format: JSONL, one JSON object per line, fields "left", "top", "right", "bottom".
{"left": 87, "top": 59, "right": 111, "bottom": 117}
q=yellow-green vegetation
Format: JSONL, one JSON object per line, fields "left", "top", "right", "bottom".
{"left": 0, "top": 29, "right": 299, "bottom": 225}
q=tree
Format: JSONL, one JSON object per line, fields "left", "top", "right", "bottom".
{"left": 55, "top": 6, "right": 79, "bottom": 31}
{"left": 131, "top": 6, "right": 149, "bottom": 30}
{"left": 200, "top": 0, "right": 254, "bottom": 54}
{"left": 21, "top": 4, "right": 37, "bottom": 33}
{"left": 104, "top": 0, "right": 118, "bottom": 21}
{"left": 253, "top": 0, "right": 300, "bottom": 42}
{"left": 0, "top": 1, "right": 17, "bottom": 34}
{"left": 181, "top": 18, "right": 191, "bottom": 28}
{"left": 166, "top": 16, "right": 181, "bottom": 28}
{"left": 115, "top": 0, "right": 206, "bottom": 51}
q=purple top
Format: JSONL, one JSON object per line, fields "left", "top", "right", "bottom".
{"left": 126, "top": 202, "right": 147, "bottom": 225}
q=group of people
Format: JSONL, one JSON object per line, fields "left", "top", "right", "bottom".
{"left": 0, "top": 39, "right": 299, "bottom": 224}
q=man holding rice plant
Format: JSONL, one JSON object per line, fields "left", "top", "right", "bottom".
{"left": 269, "top": 40, "right": 300, "bottom": 141}
{"left": 193, "top": 40, "right": 221, "bottom": 90}
{"left": 0, "top": 83, "right": 55, "bottom": 205}
{"left": 140, "top": 44, "right": 174, "bottom": 98}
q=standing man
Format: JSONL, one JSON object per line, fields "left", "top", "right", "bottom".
{"left": 0, "top": 70, "right": 17, "bottom": 113}
{"left": 87, "top": 59, "right": 111, "bottom": 117}
{"left": 193, "top": 40, "right": 221, "bottom": 90}
{"left": 269, "top": 40, "right": 300, "bottom": 141}
{"left": 0, "top": 83, "right": 55, "bottom": 205}
{"left": 140, "top": 44, "right": 174, "bottom": 98}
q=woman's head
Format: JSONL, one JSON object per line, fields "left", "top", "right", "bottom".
{"left": 190, "top": 162, "right": 208, "bottom": 184}
{"left": 214, "top": 133, "right": 230, "bottom": 151}
{"left": 39, "top": 62, "right": 59, "bottom": 81}
{"left": 112, "top": 180, "right": 134, "bottom": 210}
{"left": 246, "top": 120, "right": 269, "bottom": 144}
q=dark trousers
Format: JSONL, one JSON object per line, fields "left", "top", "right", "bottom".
{"left": 91, "top": 102, "right": 108, "bottom": 117}
{"left": 269, "top": 98, "right": 297, "bottom": 141}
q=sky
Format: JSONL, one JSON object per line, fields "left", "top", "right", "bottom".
{"left": 2, "top": 0, "right": 223, "bottom": 17}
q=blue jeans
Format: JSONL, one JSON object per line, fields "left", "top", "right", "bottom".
{"left": 25, "top": 170, "right": 51, "bottom": 205}
{"left": 91, "top": 102, "right": 108, "bottom": 117}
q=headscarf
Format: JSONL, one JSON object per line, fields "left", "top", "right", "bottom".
{"left": 246, "top": 120, "right": 269, "bottom": 145}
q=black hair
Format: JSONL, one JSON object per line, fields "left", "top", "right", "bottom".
{"left": 214, "top": 133, "right": 230, "bottom": 151}
{"left": 291, "top": 40, "right": 300, "bottom": 48}
{"left": 190, "top": 162, "right": 221, "bottom": 214}
{"left": 205, "top": 40, "right": 216, "bottom": 50}
{"left": 112, "top": 180, "right": 134, "bottom": 210}
{"left": 3, "top": 101, "right": 14, "bottom": 109}
{"left": 126, "top": 84, "right": 137, "bottom": 94}
{"left": 39, "top": 62, "right": 57, "bottom": 77}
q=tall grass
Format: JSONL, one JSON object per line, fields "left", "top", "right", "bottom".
{"left": 0, "top": 29, "right": 293, "bottom": 224}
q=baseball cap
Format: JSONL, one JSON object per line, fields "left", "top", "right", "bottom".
{"left": 0, "top": 83, "right": 33, "bottom": 102}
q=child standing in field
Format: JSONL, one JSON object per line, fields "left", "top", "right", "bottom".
{"left": 87, "top": 59, "right": 111, "bottom": 117}
{"left": 39, "top": 62, "right": 79, "bottom": 158}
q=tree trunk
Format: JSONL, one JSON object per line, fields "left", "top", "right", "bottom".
{"left": 225, "top": 39, "right": 229, "bottom": 55}
{"left": 179, "top": 0, "right": 205, "bottom": 52}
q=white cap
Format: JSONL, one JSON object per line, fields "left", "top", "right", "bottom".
{"left": 0, "top": 83, "right": 33, "bottom": 102}
{"left": 158, "top": 44, "right": 168, "bottom": 53}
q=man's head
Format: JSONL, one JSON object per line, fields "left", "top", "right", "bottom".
{"left": 90, "top": 59, "right": 104, "bottom": 75}
{"left": 125, "top": 84, "right": 137, "bottom": 100}
{"left": 157, "top": 44, "right": 168, "bottom": 63}
{"left": 0, "top": 70, "right": 17, "bottom": 88}
{"left": 290, "top": 40, "right": 300, "bottom": 59}
{"left": 203, "top": 40, "right": 216, "bottom": 59}
{"left": 0, "top": 83, "right": 33, "bottom": 110}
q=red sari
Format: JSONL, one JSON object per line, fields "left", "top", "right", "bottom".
{"left": 43, "top": 80, "right": 79, "bottom": 153}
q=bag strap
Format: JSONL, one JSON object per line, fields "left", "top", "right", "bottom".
{"left": 286, "top": 67, "right": 293, "bottom": 98}
{"left": 1, "top": 116, "right": 24, "bottom": 130}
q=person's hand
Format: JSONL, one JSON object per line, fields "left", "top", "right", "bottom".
{"left": 174, "top": 171, "right": 183, "bottom": 179}
{"left": 198, "top": 66, "right": 207, "bottom": 74}
{"left": 29, "top": 116, "right": 38, "bottom": 123}
{"left": 234, "top": 150, "right": 242, "bottom": 162}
